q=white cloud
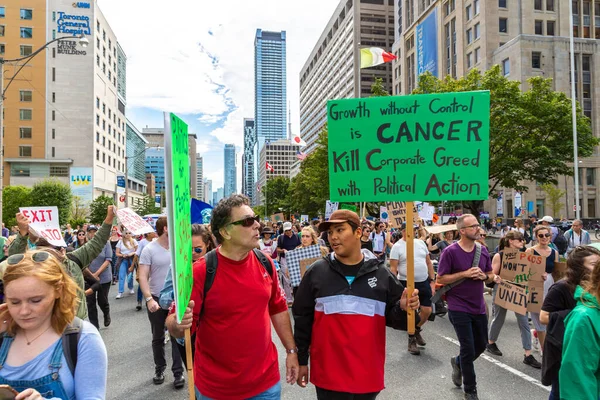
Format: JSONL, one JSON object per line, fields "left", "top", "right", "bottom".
{"left": 98, "top": 0, "right": 340, "bottom": 149}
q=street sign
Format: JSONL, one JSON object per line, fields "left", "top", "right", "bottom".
{"left": 573, "top": 204, "right": 581, "bottom": 211}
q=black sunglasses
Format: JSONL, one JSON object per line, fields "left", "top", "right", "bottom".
{"left": 7, "top": 251, "right": 52, "bottom": 266}
{"left": 228, "top": 215, "right": 260, "bottom": 228}
{"left": 193, "top": 247, "right": 203, "bottom": 254}
{"left": 538, "top": 233, "right": 551, "bottom": 238}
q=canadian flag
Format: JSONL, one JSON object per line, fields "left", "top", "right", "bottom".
{"left": 266, "top": 162, "right": 274, "bottom": 172}
{"left": 291, "top": 133, "right": 307, "bottom": 147}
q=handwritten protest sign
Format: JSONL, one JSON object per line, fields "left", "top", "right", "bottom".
{"left": 327, "top": 91, "right": 490, "bottom": 202}
{"left": 19, "top": 206, "right": 66, "bottom": 247}
{"left": 495, "top": 281, "right": 528, "bottom": 316}
{"left": 424, "top": 224, "right": 457, "bottom": 235}
{"left": 116, "top": 208, "right": 155, "bottom": 235}
{"left": 164, "top": 113, "right": 193, "bottom": 323}
{"left": 270, "top": 213, "right": 285, "bottom": 223}
{"left": 325, "top": 200, "right": 339, "bottom": 220}
{"left": 499, "top": 249, "right": 528, "bottom": 282}
{"left": 386, "top": 202, "right": 418, "bottom": 229}
{"left": 527, "top": 282, "right": 544, "bottom": 313}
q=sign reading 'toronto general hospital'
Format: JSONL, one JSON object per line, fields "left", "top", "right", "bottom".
{"left": 327, "top": 91, "right": 490, "bottom": 202}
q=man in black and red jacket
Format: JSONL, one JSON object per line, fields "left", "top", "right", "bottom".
{"left": 293, "top": 209, "right": 420, "bottom": 399}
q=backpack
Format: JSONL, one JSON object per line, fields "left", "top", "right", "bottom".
{"left": 553, "top": 230, "right": 568, "bottom": 255}
{"left": 0, "top": 317, "right": 82, "bottom": 375}
{"left": 200, "top": 249, "right": 274, "bottom": 316}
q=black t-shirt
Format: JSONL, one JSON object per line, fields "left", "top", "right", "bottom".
{"left": 360, "top": 239, "right": 373, "bottom": 252}
{"left": 541, "top": 279, "right": 577, "bottom": 313}
{"left": 278, "top": 233, "right": 301, "bottom": 258}
{"left": 334, "top": 258, "right": 363, "bottom": 285}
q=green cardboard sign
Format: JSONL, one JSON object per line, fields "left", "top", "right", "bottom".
{"left": 327, "top": 91, "right": 490, "bottom": 202}
{"left": 340, "top": 203, "right": 358, "bottom": 212}
{"left": 164, "top": 113, "right": 193, "bottom": 323}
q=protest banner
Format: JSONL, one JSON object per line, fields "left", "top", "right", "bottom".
{"left": 424, "top": 224, "right": 457, "bottom": 235}
{"left": 325, "top": 200, "right": 339, "bottom": 220}
{"left": 300, "top": 257, "right": 321, "bottom": 278}
{"left": 286, "top": 245, "right": 322, "bottom": 287}
{"left": 553, "top": 261, "right": 567, "bottom": 281}
{"left": 116, "top": 208, "right": 155, "bottom": 235}
{"left": 527, "top": 282, "right": 544, "bottom": 313}
{"left": 301, "top": 215, "right": 309, "bottom": 223}
{"left": 19, "top": 206, "right": 66, "bottom": 247}
{"left": 386, "top": 202, "right": 418, "bottom": 229}
{"left": 524, "top": 253, "right": 546, "bottom": 282}
{"left": 494, "top": 280, "right": 528, "bottom": 316}
{"left": 379, "top": 206, "right": 388, "bottom": 222}
{"left": 340, "top": 203, "right": 357, "bottom": 212}
{"left": 499, "top": 249, "right": 528, "bottom": 282}
{"left": 270, "top": 213, "right": 285, "bottom": 223}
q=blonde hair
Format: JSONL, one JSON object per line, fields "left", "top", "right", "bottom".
{"left": 120, "top": 226, "right": 135, "bottom": 249}
{"left": 300, "top": 227, "right": 319, "bottom": 246}
{"left": 3, "top": 251, "right": 80, "bottom": 335}
{"left": 514, "top": 218, "right": 524, "bottom": 228}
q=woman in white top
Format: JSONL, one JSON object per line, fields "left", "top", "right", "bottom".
{"left": 259, "top": 228, "right": 278, "bottom": 259}
{"left": 115, "top": 227, "right": 138, "bottom": 299}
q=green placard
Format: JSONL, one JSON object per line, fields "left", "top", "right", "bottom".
{"left": 340, "top": 203, "right": 357, "bottom": 212}
{"left": 327, "top": 91, "right": 490, "bottom": 202}
{"left": 164, "top": 113, "right": 193, "bottom": 323}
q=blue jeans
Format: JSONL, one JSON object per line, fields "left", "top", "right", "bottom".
{"left": 449, "top": 310, "right": 488, "bottom": 394}
{"left": 548, "top": 378, "right": 559, "bottom": 400}
{"left": 118, "top": 257, "right": 134, "bottom": 293}
{"left": 195, "top": 382, "right": 281, "bottom": 400}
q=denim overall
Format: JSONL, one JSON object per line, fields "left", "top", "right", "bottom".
{"left": 0, "top": 335, "right": 69, "bottom": 399}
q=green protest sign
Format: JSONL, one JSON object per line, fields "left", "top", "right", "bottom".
{"left": 327, "top": 91, "right": 490, "bottom": 202}
{"left": 340, "top": 203, "right": 357, "bottom": 212}
{"left": 164, "top": 113, "right": 193, "bottom": 323}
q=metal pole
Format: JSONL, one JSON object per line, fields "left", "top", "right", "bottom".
{"left": 569, "top": 0, "right": 581, "bottom": 219}
{"left": 0, "top": 63, "right": 4, "bottom": 226}
{"left": 124, "top": 156, "right": 129, "bottom": 208}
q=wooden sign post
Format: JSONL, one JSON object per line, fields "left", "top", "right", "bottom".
{"left": 405, "top": 202, "right": 416, "bottom": 334}
{"left": 185, "top": 330, "right": 195, "bottom": 398}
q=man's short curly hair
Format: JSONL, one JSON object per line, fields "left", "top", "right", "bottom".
{"left": 211, "top": 194, "right": 251, "bottom": 243}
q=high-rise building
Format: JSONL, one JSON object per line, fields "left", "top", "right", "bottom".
{"left": 203, "top": 179, "right": 212, "bottom": 205}
{"left": 254, "top": 29, "right": 287, "bottom": 155}
{"left": 224, "top": 144, "right": 237, "bottom": 197}
{"left": 141, "top": 127, "right": 198, "bottom": 197}
{"left": 242, "top": 118, "right": 256, "bottom": 204}
{"left": 392, "top": 0, "right": 600, "bottom": 219}
{"left": 299, "top": 0, "right": 395, "bottom": 155}
{"left": 214, "top": 187, "right": 224, "bottom": 205}
{"left": 125, "top": 120, "right": 148, "bottom": 207}
{"left": 2, "top": 1, "right": 128, "bottom": 204}
{"left": 145, "top": 147, "right": 165, "bottom": 194}
{"left": 196, "top": 154, "right": 203, "bottom": 200}
{"left": 257, "top": 139, "right": 296, "bottom": 206}
{"left": 145, "top": 173, "right": 156, "bottom": 198}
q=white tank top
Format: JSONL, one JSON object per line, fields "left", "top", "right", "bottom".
{"left": 372, "top": 231, "right": 385, "bottom": 252}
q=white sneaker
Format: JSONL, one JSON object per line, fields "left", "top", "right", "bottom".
{"left": 531, "top": 329, "right": 540, "bottom": 352}
{"left": 129, "top": 289, "right": 135, "bottom": 295}
{"left": 115, "top": 293, "right": 123, "bottom": 299}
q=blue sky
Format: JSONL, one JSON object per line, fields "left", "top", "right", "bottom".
{"left": 98, "top": 0, "right": 340, "bottom": 190}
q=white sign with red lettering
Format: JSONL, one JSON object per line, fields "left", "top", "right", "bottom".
{"left": 19, "top": 206, "right": 66, "bottom": 247}
{"left": 116, "top": 207, "right": 155, "bottom": 235}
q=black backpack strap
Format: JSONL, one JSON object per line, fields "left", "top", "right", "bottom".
{"left": 66, "top": 253, "right": 84, "bottom": 270}
{"left": 252, "top": 249, "right": 273, "bottom": 277}
{"left": 62, "top": 317, "right": 83, "bottom": 375}
{"left": 200, "top": 250, "right": 218, "bottom": 317}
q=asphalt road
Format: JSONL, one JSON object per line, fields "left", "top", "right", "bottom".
{"left": 101, "top": 285, "right": 551, "bottom": 400}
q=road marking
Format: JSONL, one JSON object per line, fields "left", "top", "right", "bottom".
{"left": 441, "top": 335, "right": 550, "bottom": 392}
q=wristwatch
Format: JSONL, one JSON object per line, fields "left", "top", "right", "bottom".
{"left": 286, "top": 347, "right": 298, "bottom": 354}
{"left": 145, "top": 296, "right": 153, "bottom": 303}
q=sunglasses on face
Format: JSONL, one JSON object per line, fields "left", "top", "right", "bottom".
{"left": 7, "top": 251, "right": 51, "bottom": 266}
{"left": 228, "top": 215, "right": 260, "bottom": 228}
{"left": 480, "top": 234, "right": 487, "bottom": 238}
{"left": 538, "top": 233, "right": 551, "bottom": 238}
{"left": 193, "top": 247, "right": 203, "bottom": 254}
{"left": 512, "top": 238, "right": 524, "bottom": 242}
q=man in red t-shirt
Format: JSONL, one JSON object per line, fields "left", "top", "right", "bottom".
{"left": 168, "top": 194, "right": 299, "bottom": 399}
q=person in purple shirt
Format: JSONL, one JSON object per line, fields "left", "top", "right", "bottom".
{"left": 437, "top": 214, "right": 499, "bottom": 400}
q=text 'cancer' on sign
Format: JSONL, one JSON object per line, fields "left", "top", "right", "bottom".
{"left": 327, "top": 91, "right": 490, "bottom": 202}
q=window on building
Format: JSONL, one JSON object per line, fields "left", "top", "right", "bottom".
{"left": 96, "top": 55, "right": 100, "bottom": 66}
{"left": 20, "top": 27, "right": 32, "bottom": 38}
{"left": 52, "top": 128, "right": 55, "bottom": 139}
{"left": 502, "top": 58, "right": 510, "bottom": 76}
{"left": 19, "top": 90, "right": 32, "bottom": 102}
{"left": 102, "top": 30, "right": 106, "bottom": 40}
{"left": 474, "top": 22, "right": 481, "bottom": 38}
{"left": 108, "top": 70, "right": 111, "bottom": 80}
{"left": 96, "top": 150, "right": 100, "bottom": 161}
{"left": 499, "top": 0, "right": 507, "bottom": 7}
{"left": 50, "top": 166, "right": 68, "bottom": 177}
{"left": 467, "top": 52, "right": 473, "bottom": 68}
{"left": 102, "top": 103, "right": 106, "bottom": 114}
{"left": 96, "top": 97, "right": 100, "bottom": 108}
{"left": 466, "top": 4, "right": 472, "bottom": 20}
{"left": 96, "top": 115, "right": 100, "bottom": 126}
{"left": 0, "top": 25, "right": 4, "bottom": 37}
{"left": 19, "top": 146, "right": 32, "bottom": 157}
{"left": 19, "top": 127, "right": 32, "bottom": 139}
{"left": 102, "top": 63, "right": 106, "bottom": 73}
{"left": 474, "top": 0, "right": 480, "bottom": 14}
{"left": 0, "top": 44, "right": 4, "bottom": 54}
{"left": 102, "top": 153, "right": 106, "bottom": 163}
{"left": 474, "top": 47, "right": 480, "bottom": 63}
{"left": 587, "top": 168, "right": 596, "bottom": 186}
{"left": 52, "top": 92, "right": 55, "bottom": 103}
{"left": 20, "top": 45, "right": 33, "bottom": 56}
{"left": 0, "top": 7, "right": 4, "bottom": 18}
{"left": 499, "top": 18, "right": 508, "bottom": 33}
{"left": 19, "top": 109, "right": 32, "bottom": 120}
{"left": 532, "top": 51, "right": 542, "bottom": 68}
{"left": 547, "top": 20, "right": 556, "bottom": 35}
{"left": 102, "top": 120, "right": 106, "bottom": 130}
{"left": 20, "top": 9, "right": 33, "bottom": 19}
{"left": 52, "top": 67, "right": 55, "bottom": 82}
{"left": 51, "top": 147, "right": 55, "bottom": 157}
{"left": 108, "top": 39, "right": 111, "bottom": 49}
{"left": 466, "top": 28, "right": 473, "bottom": 44}
{"left": 596, "top": 1, "right": 600, "bottom": 38}
{"left": 96, "top": 38, "right": 100, "bottom": 49}
{"left": 547, "top": 0, "right": 555, "bottom": 10}
{"left": 535, "top": 20, "right": 543, "bottom": 34}
{"left": 108, "top": 156, "right": 111, "bottom": 166}
{"left": 588, "top": 198, "right": 596, "bottom": 217}
{"left": 52, "top": 110, "right": 55, "bottom": 121}
{"left": 535, "top": 0, "right": 542, "bottom": 9}
{"left": 96, "top": 132, "right": 100, "bottom": 143}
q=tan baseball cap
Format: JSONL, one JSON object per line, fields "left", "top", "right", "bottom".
{"left": 318, "top": 210, "right": 361, "bottom": 232}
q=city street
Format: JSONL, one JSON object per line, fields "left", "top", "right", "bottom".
{"left": 103, "top": 284, "right": 551, "bottom": 400}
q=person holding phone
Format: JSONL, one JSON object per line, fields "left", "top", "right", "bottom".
{"left": 0, "top": 250, "right": 107, "bottom": 399}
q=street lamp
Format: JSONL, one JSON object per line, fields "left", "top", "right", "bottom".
{"left": 0, "top": 35, "right": 88, "bottom": 224}
{"left": 568, "top": 2, "right": 580, "bottom": 219}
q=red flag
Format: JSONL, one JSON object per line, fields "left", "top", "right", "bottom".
{"left": 266, "top": 162, "right": 274, "bottom": 172}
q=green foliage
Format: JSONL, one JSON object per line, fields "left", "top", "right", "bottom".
{"left": 289, "top": 127, "right": 330, "bottom": 216}
{"left": 370, "top": 77, "right": 390, "bottom": 97}
{"left": 541, "top": 183, "right": 566, "bottom": 217}
{"left": 132, "top": 195, "right": 161, "bottom": 216}
{"left": 413, "top": 66, "right": 598, "bottom": 214}
{"left": 252, "top": 205, "right": 266, "bottom": 220}
{"left": 29, "top": 179, "right": 73, "bottom": 226}
{"left": 88, "top": 195, "right": 114, "bottom": 224}
{"left": 69, "top": 196, "right": 89, "bottom": 228}
{"left": 2, "top": 186, "right": 32, "bottom": 228}
{"left": 262, "top": 177, "right": 291, "bottom": 217}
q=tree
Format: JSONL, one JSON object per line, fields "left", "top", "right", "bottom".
{"left": 89, "top": 195, "right": 115, "bottom": 225}
{"left": 252, "top": 205, "right": 266, "bottom": 220}
{"left": 289, "top": 127, "right": 330, "bottom": 216}
{"left": 69, "top": 196, "right": 89, "bottom": 228}
{"left": 2, "top": 186, "right": 32, "bottom": 228}
{"left": 541, "top": 183, "right": 566, "bottom": 218}
{"left": 133, "top": 195, "right": 161, "bottom": 216}
{"left": 370, "top": 77, "right": 391, "bottom": 97}
{"left": 29, "top": 179, "right": 73, "bottom": 227}
{"left": 262, "top": 177, "right": 291, "bottom": 217}
{"left": 413, "top": 66, "right": 598, "bottom": 215}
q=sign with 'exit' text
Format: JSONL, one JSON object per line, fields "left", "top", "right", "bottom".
{"left": 327, "top": 91, "right": 490, "bottom": 202}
